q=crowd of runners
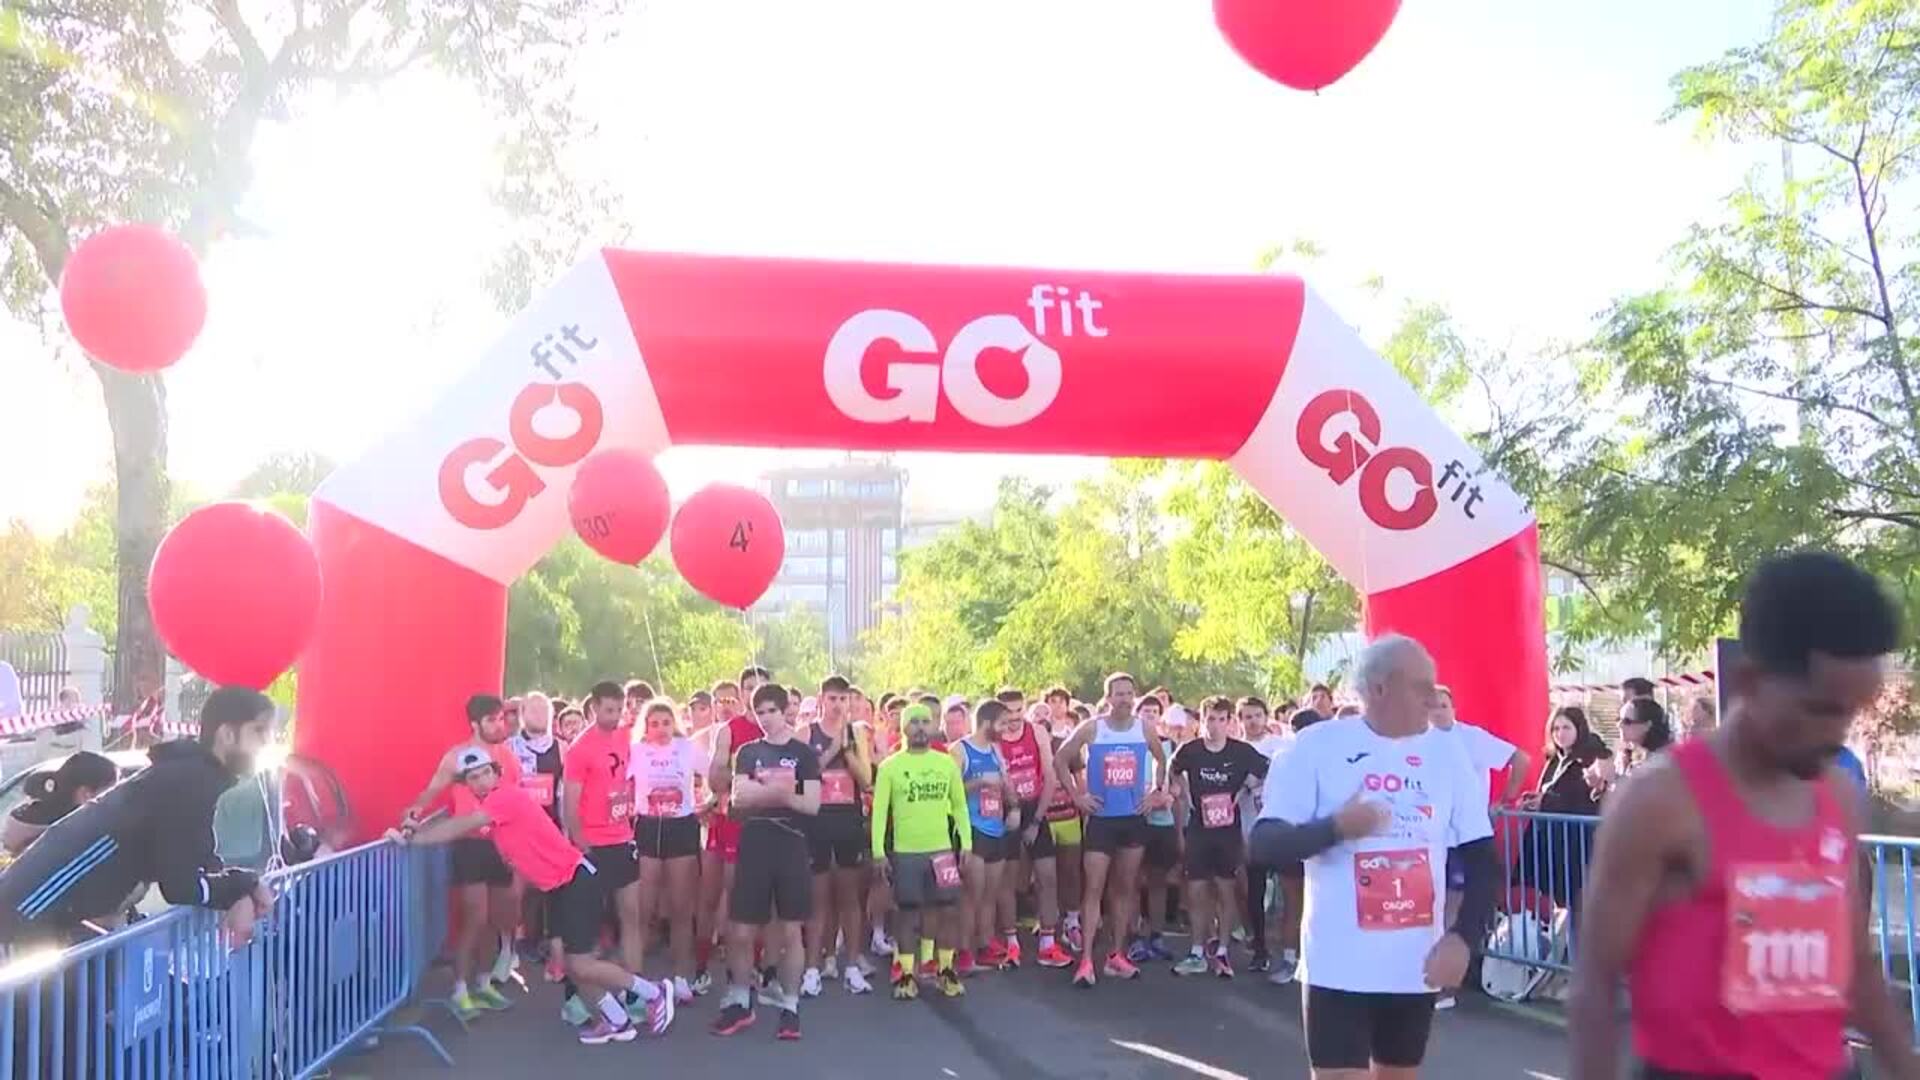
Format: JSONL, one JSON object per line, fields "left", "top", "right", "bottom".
{"left": 378, "top": 550, "right": 1920, "bottom": 1079}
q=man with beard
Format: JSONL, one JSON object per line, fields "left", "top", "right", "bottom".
{"left": 872, "top": 703, "right": 971, "bottom": 1000}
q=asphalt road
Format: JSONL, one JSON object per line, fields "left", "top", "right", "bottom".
{"left": 344, "top": 959, "right": 1573, "bottom": 1079}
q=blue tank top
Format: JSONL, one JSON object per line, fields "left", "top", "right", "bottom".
{"left": 959, "top": 740, "right": 1007, "bottom": 837}
{"left": 1085, "top": 717, "right": 1149, "bottom": 819}
{"left": 1145, "top": 737, "right": 1177, "bottom": 827}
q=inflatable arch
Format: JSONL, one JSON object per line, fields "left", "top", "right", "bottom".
{"left": 298, "top": 251, "right": 1547, "bottom": 836}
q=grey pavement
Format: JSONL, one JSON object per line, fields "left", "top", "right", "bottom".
{"left": 343, "top": 961, "right": 1572, "bottom": 1079}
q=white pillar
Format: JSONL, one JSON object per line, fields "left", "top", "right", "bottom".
{"left": 52, "top": 606, "right": 106, "bottom": 753}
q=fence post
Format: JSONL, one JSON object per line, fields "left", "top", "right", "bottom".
{"left": 60, "top": 606, "right": 106, "bottom": 753}
{"left": 165, "top": 659, "right": 185, "bottom": 733}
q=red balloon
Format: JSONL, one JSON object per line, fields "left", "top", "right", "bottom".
{"left": 669, "top": 484, "right": 785, "bottom": 610}
{"left": 568, "top": 449, "right": 671, "bottom": 565}
{"left": 59, "top": 224, "right": 208, "bottom": 374}
{"left": 150, "top": 502, "right": 322, "bottom": 688}
{"left": 1214, "top": 0, "right": 1402, "bottom": 92}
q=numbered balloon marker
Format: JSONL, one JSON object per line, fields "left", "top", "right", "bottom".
{"left": 730, "top": 521, "right": 753, "bottom": 551}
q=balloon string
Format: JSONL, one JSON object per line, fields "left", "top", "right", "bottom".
{"left": 641, "top": 597, "right": 665, "bottom": 692}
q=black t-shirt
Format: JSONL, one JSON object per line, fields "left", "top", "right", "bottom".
{"left": 1169, "top": 738, "right": 1270, "bottom": 831}
{"left": 733, "top": 737, "right": 823, "bottom": 827}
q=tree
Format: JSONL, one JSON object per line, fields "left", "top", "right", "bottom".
{"left": 231, "top": 452, "right": 334, "bottom": 499}
{"left": 1, "top": 1, "right": 619, "bottom": 707}
{"left": 754, "top": 606, "right": 832, "bottom": 690}
{"left": 1540, "top": 0, "right": 1920, "bottom": 660}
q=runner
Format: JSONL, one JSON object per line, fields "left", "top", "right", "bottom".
{"left": 1238, "top": 695, "right": 1293, "bottom": 976}
{"left": 955, "top": 700, "right": 1017, "bottom": 975}
{"left": 1053, "top": 672, "right": 1170, "bottom": 987}
{"left": 1249, "top": 635, "right": 1496, "bottom": 1078}
{"left": 866, "top": 693, "right": 902, "bottom": 958}
{"left": 802, "top": 674, "right": 876, "bottom": 996}
{"left": 1042, "top": 689, "right": 1087, "bottom": 955}
{"left": 696, "top": 678, "right": 760, "bottom": 994}
{"left": 624, "top": 680, "right": 654, "bottom": 722}
{"left": 686, "top": 690, "right": 715, "bottom": 737}
{"left": 556, "top": 701, "right": 588, "bottom": 743}
{"left": 997, "top": 692, "right": 1072, "bottom": 969}
{"left": 712, "top": 683, "right": 821, "bottom": 1041}
{"left": 873, "top": 703, "right": 972, "bottom": 1001}
{"left": 1169, "top": 695, "right": 1269, "bottom": 978}
{"left": 1569, "top": 552, "right": 1917, "bottom": 1080}
{"left": 562, "top": 682, "right": 650, "bottom": 1020}
{"left": 630, "top": 699, "right": 707, "bottom": 1004}
{"left": 390, "top": 748, "right": 674, "bottom": 1046}
{"left": 941, "top": 695, "right": 971, "bottom": 748}
{"left": 1133, "top": 694, "right": 1182, "bottom": 964}
{"left": 508, "top": 692, "right": 567, "bottom": 984}
{"left": 399, "top": 693, "right": 527, "bottom": 1017}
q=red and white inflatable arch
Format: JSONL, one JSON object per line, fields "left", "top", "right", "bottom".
{"left": 298, "top": 252, "right": 1547, "bottom": 836}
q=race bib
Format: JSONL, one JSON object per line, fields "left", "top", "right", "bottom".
{"left": 605, "top": 790, "right": 631, "bottom": 824}
{"left": 1353, "top": 849, "right": 1435, "bottom": 931}
{"left": 1200, "top": 792, "right": 1235, "bottom": 829}
{"left": 930, "top": 851, "right": 962, "bottom": 888}
{"left": 1011, "top": 767, "right": 1040, "bottom": 801}
{"left": 1722, "top": 862, "right": 1852, "bottom": 1013}
{"left": 1102, "top": 750, "right": 1138, "bottom": 790}
{"left": 821, "top": 769, "right": 856, "bottom": 806}
{"left": 521, "top": 774, "right": 555, "bottom": 808}
{"left": 979, "top": 786, "right": 1004, "bottom": 820}
{"left": 759, "top": 765, "right": 797, "bottom": 793}
{"left": 646, "top": 786, "right": 683, "bottom": 817}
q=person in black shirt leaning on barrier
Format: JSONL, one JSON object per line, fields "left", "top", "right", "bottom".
{"left": 0, "top": 687, "right": 276, "bottom": 948}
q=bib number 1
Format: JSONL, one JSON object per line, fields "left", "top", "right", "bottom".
{"left": 1353, "top": 849, "right": 1435, "bottom": 931}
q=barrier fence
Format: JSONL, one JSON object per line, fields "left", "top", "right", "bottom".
{"left": 1484, "top": 808, "right": 1920, "bottom": 1044}
{"left": 0, "top": 839, "right": 449, "bottom": 1079}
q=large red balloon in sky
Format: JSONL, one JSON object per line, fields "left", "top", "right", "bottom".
{"left": 568, "top": 449, "right": 671, "bottom": 565}
{"left": 1213, "top": 0, "right": 1402, "bottom": 92}
{"left": 150, "top": 502, "right": 322, "bottom": 688}
{"left": 670, "top": 484, "right": 785, "bottom": 610}
{"left": 59, "top": 224, "right": 208, "bottom": 374}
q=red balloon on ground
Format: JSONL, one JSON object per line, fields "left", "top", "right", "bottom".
{"left": 150, "top": 502, "right": 322, "bottom": 688}
{"left": 568, "top": 449, "right": 671, "bottom": 565}
{"left": 1213, "top": 0, "right": 1401, "bottom": 92}
{"left": 670, "top": 484, "right": 785, "bottom": 610}
{"left": 59, "top": 224, "right": 208, "bottom": 374}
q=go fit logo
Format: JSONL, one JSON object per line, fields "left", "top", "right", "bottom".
{"left": 823, "top": 285, "right": 1105, "bottom": 427}
{"left": 1295, "top": 389, "right": 1488, "bottom": 532}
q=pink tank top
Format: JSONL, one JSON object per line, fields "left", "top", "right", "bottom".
{"left": 1628, "top": 740, "right": 1855, "bottom": 1079}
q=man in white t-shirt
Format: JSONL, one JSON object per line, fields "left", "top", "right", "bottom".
{"left": 1426, "top": 685, "right": 1528, "bottom": 1010}
{"left": 1250, "top": 635, "right": 1497, "bottom": 1079}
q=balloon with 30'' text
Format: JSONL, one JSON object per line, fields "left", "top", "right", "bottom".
{"left": 670, "top": 484, "right": 785, "bottom": 610}
{"left": 569, "top": 449, "right": 671, "bottom": 565}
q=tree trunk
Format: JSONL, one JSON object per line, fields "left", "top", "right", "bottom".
{"left": 98, "top": 364, "right": 169, "bottom": 712}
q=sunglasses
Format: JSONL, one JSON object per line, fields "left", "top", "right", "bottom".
{"left": 716, "top": 698, "right": 739, "bottom": 708}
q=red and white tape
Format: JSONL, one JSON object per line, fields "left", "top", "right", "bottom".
{"left": 0, "top": 704, "right": 197, "bottom": 739}
{"left": 1551, "top": 670, "right": 1715, "bottom": 696}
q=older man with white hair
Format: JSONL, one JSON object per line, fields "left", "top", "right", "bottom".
{"left": 1249, "top": 634, "right": 1498, "bottom": 1080}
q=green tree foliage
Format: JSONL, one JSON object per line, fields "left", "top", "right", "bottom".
{"left": 1542, "top": 0, "right": 1920, "bottom": 658}
{"left": 0, "top": 0, "right": 619, "bottom": 706}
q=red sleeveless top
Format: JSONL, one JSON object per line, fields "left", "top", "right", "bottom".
{"left": 1628, "top": 740, "right": 1855, "bottom": 1079}
{"left": 999, "top": 723, "right": 1045, "bottom": 806}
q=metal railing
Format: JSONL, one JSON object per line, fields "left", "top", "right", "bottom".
{"left": 0, "top": 838, "right": 449, "bottom": 1078}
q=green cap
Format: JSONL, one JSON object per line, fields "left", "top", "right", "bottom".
{"left": 900, "top": 704, "right": 933, "bottom": 724}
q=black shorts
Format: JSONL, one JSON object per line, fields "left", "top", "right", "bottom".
{"left": 970, "top": 830, "right": 1011, "bottom": 864}
{"left": 890, "top": 851, "right": 962, "bottom": 910}
{"left": 1303, "top": 985, "right": 1437, "bottom": 1070}
{"left": 587, "top": 841, "right": 639, "bottom": 891}
{"left": 451, "top": 837, "right": 513, "bottom": 887}
{"left": 1445, "top": 848, "right": 1467, "bottom": 892}
{"left": 809, "top": 811, "right": 869, "bottom": 872}
{"left": 548, "top": 864, "right": 608, "bottom": 955}
{"left": 635, "top": 815, "right": 701, "bottom": 861}
{"left": 1084, "top": 814, "right": 1150, "bottom": 855}
{"left": 1016, "top": 802, "right": 1056, "bottom": 858}
{"left": 1144, "top": 823, "right": 1180, "bottom": 871}
{"left": 1184, "top": 827, "right": 1245, "bottom": 880}
{"left": 732, "top": 819, "right": 812, "bottom": 926}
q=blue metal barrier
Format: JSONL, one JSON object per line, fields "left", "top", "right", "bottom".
{"left": 0, "top": 839, "right": 450, "bottom": 1079}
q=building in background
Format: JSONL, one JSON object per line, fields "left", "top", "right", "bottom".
{"left": 758, "top": 460, "right": 906, "bottom": 655}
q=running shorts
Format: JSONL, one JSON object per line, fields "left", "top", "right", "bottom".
{"left": 451, "top": 837, "right": 513, "bottom": 887}
{"left": 1303, "top": 985, "right": 1437, "bottom": 1070}
{"left": 548, "top": 864, "right": 608, "bottom": 955}
{"left": 970, "top": 831, "right": 1011, "bottom": 864}
{"left": 1048, "top": 816, "right": 1083, "bottom": 847}
{"left": 1445, "top": 847, "right": 1467, "bottom": 892}
{"left": 1184, "top": 826, "right": 1244, "bottom": 880}
{"left": 808, "top": 812, "right": 869, "bottom": 872}
{"left": 635, "top": 815, "right": 701, "bottom": 861}
{"left": 731, "top": 819, "right": 812, "bottom": 926}
{"left": 587, "top": 841, "right": 639, "bottom": 891}
{"left": 1083, "top": 814, "right": 1150, "bottom": 855}
{"left": 890, "top": 850, "right": 962, "bottom": 910}
{"left": 1144, "top": 822, "right": 1180, "bottom": 871}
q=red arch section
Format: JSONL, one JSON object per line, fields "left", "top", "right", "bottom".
{"left": 298, "top": 251, "right": 1546, "bottom": 837}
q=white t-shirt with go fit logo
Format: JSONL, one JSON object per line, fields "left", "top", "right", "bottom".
{"left": 1256, "top": 715, "right": 1492, "bottom": 994}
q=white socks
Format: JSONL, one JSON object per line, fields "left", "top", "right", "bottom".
{"left": 627, "top": 975, "right": 660, "bottom": 1002}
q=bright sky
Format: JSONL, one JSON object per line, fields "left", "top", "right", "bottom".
{"left": 0, "top": 0, "right": 1775, "bottom": 533}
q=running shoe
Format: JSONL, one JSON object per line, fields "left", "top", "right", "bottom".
{"left": 646, "top": 981, "right": 677, "bottom": 1035}
{"left": 1103, "top": 952, "right": 1142, "bottom": 980}
{"left": 1002, "top": 939, "right": 1023, "bottom": 969}
{"left": 800, "top": 967, "right": 823, "bottom": 998}
{"left": 1210, "top": 953, "right": 1235, "bottom": 980}
{"left": 1434, "top": 992, "right": 1457, "bottom": 1011}
{"left": 980, "top": 941, "right": 1009, "bottom": 969}
{"left": 559, "top": 995, "right": 592, "bottom": 1027}
{"left": 777, "top": 1008, "right": 802, "bottom": 1041}
{"left": 845, "top": 966, "right": 874, "bottom": 995}
{"left": 691, "top": 971, "right": 713, "bottom": 996}
{"left": 1229, "top": 925, "right": 1251, "bottom": 945}
{"left": 471, "top": 984, "right": 514, "bottom": 1011}
{"left": 1072, "top": 959, "right": 1097, "bottom": 989}
{"left": 543, "top": 956, "right": 566, "bottom": 984}
{"left": 674, "top": 977, "right": 694, "bottom": 1004}
{"left": 891, "top": 961, "right": 918, "bottom": 1001}
{"left": 871, "top": 928, "right": 896, "bottom": 956}
{"left": 577, "top": 1017, "right": 637, "bottom": 1045}
{"left": 710, "top": 1003, "right": 755, "bottom": 1036}
{"left": 1269, "top": 950, "right": 1299, "bottom": 986}
{"left": 1146, "top": 935, "right": 1175, "bottom": 962}
{"left": 955, "top": 949, "right": 976, "bottom": 977}
{"left": 938, "top": 967, "right": 966, "bottom": 998}
{"left": 1125, "top": 938, "right": 1153, "bottom": 965}
{"left": 1035, "top": 942, "right": 1074, "bottom": 969}
{"left": 1065, "top": 920, "right": 1085, "bottom": 955}
{"left": 1173, "top": 953, "right": 1210, "bottom": 977}
{"left": 918, "top": 958, "right": 938, "bottom": 978}
{"left": 1247, "top": 950, "right": 1271, "bottom": 974}
{"left": 450, "top": 990, "right": 481, "bottom": 1018}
